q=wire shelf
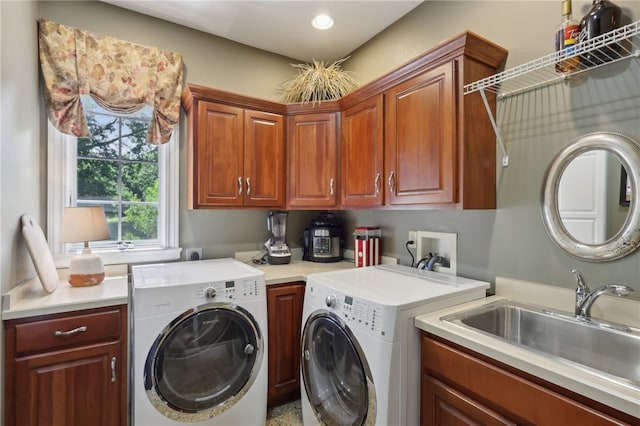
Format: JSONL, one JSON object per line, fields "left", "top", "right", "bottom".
{"left": 464, "top": 20, "right": 640, "bottom": 99}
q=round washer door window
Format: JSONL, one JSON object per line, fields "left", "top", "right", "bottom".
{"left": 301, "top": 311, "right": 375, "bottom": 426}
{"left": 144, "top": 303, "right": 262, "bottom": 421}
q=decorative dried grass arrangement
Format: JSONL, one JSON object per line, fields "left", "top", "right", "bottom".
{"left": 280, "top": 57, "right": 358, "bottom": 104}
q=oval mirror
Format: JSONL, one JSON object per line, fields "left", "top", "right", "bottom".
{"left": 541, "top": 132, "right": 640, "bottom": 261}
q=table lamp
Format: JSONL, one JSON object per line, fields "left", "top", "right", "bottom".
{"left": 60, "top": 206, "right": 111, "bottom": 287}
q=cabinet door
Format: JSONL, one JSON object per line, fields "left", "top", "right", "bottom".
{"left": 193, "top": 101, "right": 244, "bottom": 207}
{"left": 14, "top": 342, "right": 122, "bottom": 426}
{"left": 385, "top": 61, "right": 456, "bottom": 206}
{"left": 266, "top": 282, "right": 305, "bottom": 406}
{"left": 244, "top": 110, "right": 285, "bottom": 207}
{"left": 421, "top": 374, "right": 515, "bottom": 426}
{"left": 287, "top": 113, "right": 339, "bottom": 208}
{"left": 421, "top": 333, "right": 635, "bottom": 425}
{"left": 341, "top": 95, "right": 384, "bottom": 208}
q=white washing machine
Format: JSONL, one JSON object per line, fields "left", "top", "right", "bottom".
{"left": 131, "top": 258, "right": 268, "bottom": 425}
{"left": 300, "top": 264, "right": 489, "bottom": 426}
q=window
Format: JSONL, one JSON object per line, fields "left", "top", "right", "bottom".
{"left": 48, "top": 98, "right": 180, "bottom": 266}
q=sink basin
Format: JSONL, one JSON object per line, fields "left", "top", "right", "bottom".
{"left": 443, "top": 300, "right": 640, "bottom": 388}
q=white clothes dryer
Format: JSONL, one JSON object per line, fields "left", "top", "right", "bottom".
{"left": 131, "top": 258, "right": 268, "bottom": 426}
{"left": 300, "top": 264, "right": 489, "bottom": 426}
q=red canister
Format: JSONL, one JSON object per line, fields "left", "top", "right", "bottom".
{"left": 354, "top": 227, "right": 381, "bottom": 267}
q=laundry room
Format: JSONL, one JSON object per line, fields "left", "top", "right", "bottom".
{"left": 2, "top": 1, "right": 640, "bottom": 425}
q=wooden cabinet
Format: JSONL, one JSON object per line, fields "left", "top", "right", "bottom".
{"left": 339, "top": 31, "right": 505, "bottom": 210}
{"left": 385, "top": 62, "right": 456, "bottom": 206}
{"left": 420, "top": 332, "right": 638, "bottom": 426}
{"left": 340, "top": 95, "right": 384, "bottom": 208}
{"left": 287, "top": 112, "right": 339, "bottom": 209}
{"left": 183, "top": 31, "right": 507, "bottom": 210}
{"left": 183, "top": 86, "right": 286, "bottom": 209}
{"left": 266, "top": 281, "right": 305, "bottom": 406}
{"left": 4, "top": 305, "right": 128, "bottom": 426}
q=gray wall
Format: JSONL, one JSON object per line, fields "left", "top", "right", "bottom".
{"left": 2, "top": 0, "right": 639, "bottom": 300}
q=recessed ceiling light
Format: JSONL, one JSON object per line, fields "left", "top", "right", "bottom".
{"left": 312, "top": 14, "right": 334, "bottom": 30}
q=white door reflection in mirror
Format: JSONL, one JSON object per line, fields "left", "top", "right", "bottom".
{"left": 558, "top": 150, "right": 607, "bottom": 244}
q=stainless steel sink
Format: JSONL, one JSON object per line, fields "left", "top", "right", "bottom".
{"left": 442, "top": 300, "right": 640, "bottom": 388}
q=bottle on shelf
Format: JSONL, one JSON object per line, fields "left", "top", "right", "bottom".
{"left": 578, "top": 0, "right": 622, "bottom": 66}
{"left": 555, "top": 0, "right": 580, "bottom": 73}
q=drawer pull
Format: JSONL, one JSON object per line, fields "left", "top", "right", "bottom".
{"left": 54, "top": 326, "right": 87, "bottom": 337}
{"left": 388, "top": 171, "right": 395, "bottom": 193}
{"left": 111, "top": 357, "right": 117, "bottom": 383}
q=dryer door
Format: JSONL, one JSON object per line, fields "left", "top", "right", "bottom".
{"left": 301, "top": 311, "right": 376, "bottom": 425}
{"left": 144, "top": 303, "right": 263, "bottom": 421}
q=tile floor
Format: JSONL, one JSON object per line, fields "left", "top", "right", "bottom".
{"left": 265, "top": 399, "right": 303, "bottom": 425}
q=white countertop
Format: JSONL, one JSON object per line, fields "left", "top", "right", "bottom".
{"left": 415, "top": 276, "right": 640, "bottom": 419}
{"left": 2, "top": 273, "right": 129, "bottom": 320}
{"left": 251, "top": 259, "right": 356, "bottom": 285}
{"left": 233, "top": 249, "right": 398, "bottom": 285}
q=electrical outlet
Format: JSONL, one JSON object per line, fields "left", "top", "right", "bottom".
{"left": 407, "top": 231, "right": 417, "bottom": 248}
{"left": 186, "top": 248, "right": 202, "bottom": 261}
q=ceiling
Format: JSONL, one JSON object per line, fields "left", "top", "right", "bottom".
{"left": 100, "top": 1, "right": 424, "bottom": 62}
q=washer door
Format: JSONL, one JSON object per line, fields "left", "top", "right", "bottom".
{"left": 301, "top": 311, "right": 376, "bottom": 426}
{"left": 144, "top": 303, "right": 262, "bottom": 421}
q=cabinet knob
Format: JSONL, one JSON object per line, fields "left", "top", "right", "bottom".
{"left": 374, "top": 173, "right": 381, "bottom": 194}
{"left": 388, "top": 171, "right": 395, "bottom": 193}
{"left": 237, "top": 177, "right": 243, "bottom": 195}
{"left": 246, "top": 177, "right": 251, "bottom": 196}
{"left": 329, "top": 178, "right": 335, "bottom": 196}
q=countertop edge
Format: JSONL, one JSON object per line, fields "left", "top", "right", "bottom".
{"left": 2, "top": 275, "right": 129, "bottom": 320}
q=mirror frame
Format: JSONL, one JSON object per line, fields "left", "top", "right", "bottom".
{"left": 541, "top": 132, "right": 640, "bottom": 262}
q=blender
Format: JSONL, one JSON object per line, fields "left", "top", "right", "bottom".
{"left": 265, "top": 211, "right": 291, "bottom": 264}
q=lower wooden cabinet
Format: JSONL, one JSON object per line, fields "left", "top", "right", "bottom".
{"left": 4, "top": 305, "right": 128, "bottom": 426}
{"left": 420, "top": 332, "right": 638, "bottom": 425}
{"left": 266, "top": 281, "right": 305, "bottom": 406}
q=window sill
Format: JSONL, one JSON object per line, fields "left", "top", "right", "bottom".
{"left": 54, "top": 247, "right": 183, "bottom": 268}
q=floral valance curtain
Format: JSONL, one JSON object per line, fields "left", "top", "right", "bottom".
{"left": 38, "top": 19, "right": 183, "bottom": 144}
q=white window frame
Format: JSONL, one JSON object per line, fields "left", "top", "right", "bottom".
{"left": 48, "top": 121, "right": 181, "bottom": 267}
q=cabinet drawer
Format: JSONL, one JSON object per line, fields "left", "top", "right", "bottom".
{"left": 14, "top": 308, "right": 122, "bottom": 355}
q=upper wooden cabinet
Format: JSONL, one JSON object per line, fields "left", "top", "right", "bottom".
{"left": 182, "top": 86, "right": 286, "bottom": 209}
{"left": 385, "top": 62, "right": 455, "bottom": 206}
{"left": 287, "top": 112, "right": 339, "bottom": 209}
{"left": 340, "top": 95, "right": 384, "bottom": 208}
{"left": 182, "top": 31, "right": 507, "bottom": 210}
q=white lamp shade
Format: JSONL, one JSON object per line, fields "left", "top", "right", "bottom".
{"left": 60, "top": 206, "right": 110, "bottom": 243}
{"left": 60, "top": 206, "right": 110, "bottom": 287}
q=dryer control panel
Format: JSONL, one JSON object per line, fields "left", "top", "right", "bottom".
{"left": 197, "top": 277, "right": 263, "bottom": 303}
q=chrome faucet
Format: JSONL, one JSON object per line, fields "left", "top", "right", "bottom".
{"left": 571, "top": 269, "right": 634, "bottom": 319}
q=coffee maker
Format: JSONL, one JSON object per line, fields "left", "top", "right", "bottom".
{"left": 265, "top": 211, "right": 291, "bottom": 265}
